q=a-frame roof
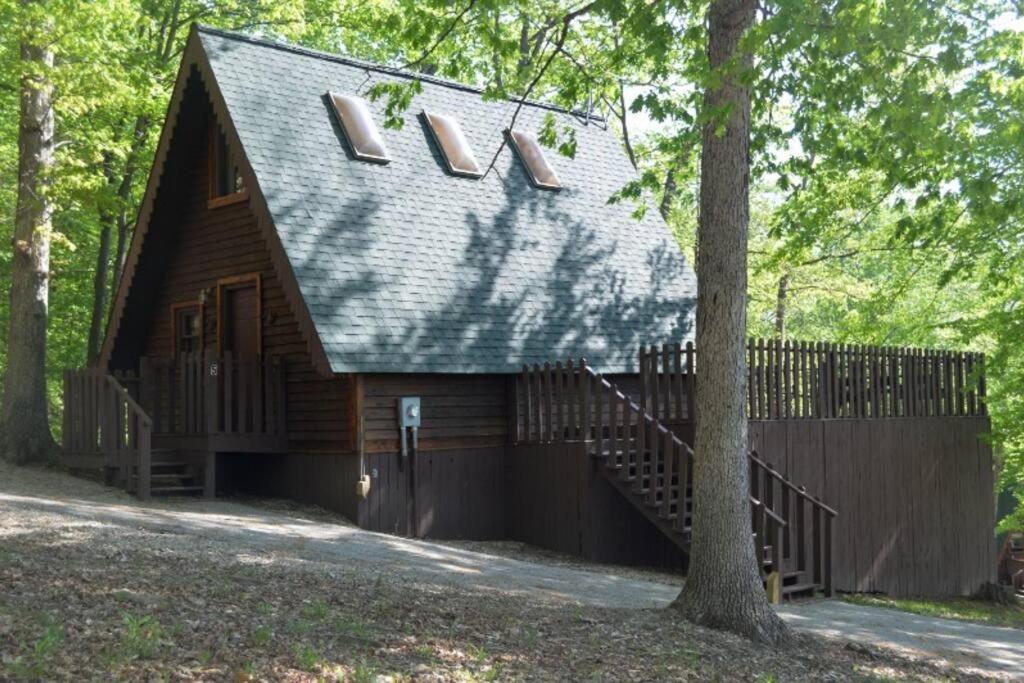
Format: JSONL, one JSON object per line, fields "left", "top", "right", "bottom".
{"left": 103, "top": 25, "right": 696, "bottom": 375}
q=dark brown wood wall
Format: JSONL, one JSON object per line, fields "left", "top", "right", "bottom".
{"left": 506, "top": 442, "right": 687, "bottom": 569}
{"left": 357, "top": 374, "right": 509, "bottom": 538}
{"left": 749, "top": 417, "right": 995, "bottom": 597}
{"left": 133, "top": 89, "right": 354, "bottom": 455}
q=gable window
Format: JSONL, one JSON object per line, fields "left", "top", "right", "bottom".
{"left": 208, "top": 121, "right": 248, "bottom": 208}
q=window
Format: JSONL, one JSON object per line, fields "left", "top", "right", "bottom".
{"left": 172, "top": 303, "right": 202, "bottom": 355}
{"left": 208, "top": 121, "right": 247, "bottom": 207}
{"left": 328, "top": 92, "right": 390, "bottom": 163}
{"left": 506, "top": 129, "right": 561, "bottom": 190}
{"left": 422, "top": 110, "right": 482, "bottom": 177}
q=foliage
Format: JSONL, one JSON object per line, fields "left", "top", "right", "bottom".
{"left": 843, "top": 594, "right": 1024, "bottom": 630}
{"left": 8, "top": 622, "right": 64, "bottom": 680}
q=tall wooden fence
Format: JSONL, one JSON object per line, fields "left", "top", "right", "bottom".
{"left": 640, "top": 339, "right": 986, "bottom": 422}
{"left": 749, "top": 417, "right": 995, "bottom": 596}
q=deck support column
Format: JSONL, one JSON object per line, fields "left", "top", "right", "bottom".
{"left": 204, "top": 451, "right": 216, "bottom": 499}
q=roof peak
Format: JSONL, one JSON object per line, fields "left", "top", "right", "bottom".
{"left": 194, "top": 24, "right": 604, "bottom": 123}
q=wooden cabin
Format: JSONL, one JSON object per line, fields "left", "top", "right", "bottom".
{"left": 62, "top": 25, "right": 996, "bottom": 599}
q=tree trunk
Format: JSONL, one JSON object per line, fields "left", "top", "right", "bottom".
{"left": 671, "top": 0, "right": 790, "bottom": 645}
{"left": 2, "top": 1, "right": 57, "bottom": 463}
{"left": 774, "top": 271, "right": 789, "bottom": 340}
{"left": 110, "top": 114, "right": 149, "bottom": 299}
{"left": 86, "top": 216, "right": 113, "bottom": 365}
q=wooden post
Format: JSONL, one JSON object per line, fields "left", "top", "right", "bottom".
{"left": 521, "top": 366, "right": 531, "bottom": 442}
{"left": 137, "top": 415, "right": 151, "bottom": 501}
{"left": 554, "top": 361, "right": 564, "bottom": 441}
{"left": 580, "top": 359, "right": 590, "bottom": 440}
{"left": 685, "top": 341, "right": 696, "bottom": 422}
{"left": 565, "top": 360, "right": 576, "bottom": 440}
{"left": 204, "top": 451, "right": 216, "bottom": 499}
{"left": 660, "top": 429, "right": 673, "bottom": 517}
{"left": 766, "top": 571, "right": 782, "bottom": 605}
{"left": 824, "top": 513, "right": 834, "bottom": 597}
{"left": 542, "top": 362, "right": 552, "bottom": 442}
{"left": 812, "top": 505, "right": 822, "bottom": 586}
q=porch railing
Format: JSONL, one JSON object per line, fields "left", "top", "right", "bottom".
{"left": 137, "top": 352, "right": 286, "bottom": 439}
{"left": 62, "top": 370, "right": 153, "bottom": 499}
{"left": 640, "top": 339, "right": 986, "bottom": 422}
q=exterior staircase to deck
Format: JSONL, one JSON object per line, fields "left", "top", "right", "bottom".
{"left": 518, "top": 358, "right": 837, "bottom": 600}
{"left": 136, "top": 449, "right": 204, "bottom": 496}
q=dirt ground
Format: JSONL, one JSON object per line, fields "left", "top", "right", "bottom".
{"left": 0, "top": 462, "right": 994, "bottom": 681}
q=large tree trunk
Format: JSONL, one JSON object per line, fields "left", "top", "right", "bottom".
{"left": 2, "top": 1, "right": 57, "bottom": 463}
{"left": 671, "top": 0, "right": 789, "bottom": 645}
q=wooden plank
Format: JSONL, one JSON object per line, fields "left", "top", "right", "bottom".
{"left": 554, "top": 361, "right": 564, "bottom": 441}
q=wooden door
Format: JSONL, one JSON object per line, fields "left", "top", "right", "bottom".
{"left": 219, "top": 282, "right": 260, "bottom": 432}
{"left": 222, "top": 285, "right": 258, "bottom": 360}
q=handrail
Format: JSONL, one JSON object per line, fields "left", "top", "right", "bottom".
{"left": 751, "top": 496, "right": 788, "bottom": 527}
{"left": 585, "top": 365, "right": 694, "bottom": 456}
{"left": 104, "top": 375, "right": 153, "bottom": 428}
{"left": 749, "top": 450, "right": 838, "bottom": 518}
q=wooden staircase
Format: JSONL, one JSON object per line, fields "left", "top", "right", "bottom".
{"left": 61, "top": 370, "right": 212, "bottom": 499}
{"left": 518, "top": 358, "right": 837, "bottom": 599}
{"left": 136, "top": 449, "right": 204, "bottom": 496}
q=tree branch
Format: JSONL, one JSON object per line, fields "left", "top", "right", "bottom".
{"left": 399, "top": 0, "right": 478, "bottom": 70}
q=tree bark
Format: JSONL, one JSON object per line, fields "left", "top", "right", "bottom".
{"left": 2, "top": 0, "right": 57, "bottom": 463}
{"left": 774, "top": 271, "right": 789, "bottom": 340}
{"left": 87, "top": 153, "right": 117, "bottom": 365}
{"left": 671, "top": 0, "right": 790, "bottom": 645}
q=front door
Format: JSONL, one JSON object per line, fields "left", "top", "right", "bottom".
{"left": 222, "top": 284, "right": 258, "bottom": 361}
{"left": 219, "top": 279, "right": 260, "bottom": 432}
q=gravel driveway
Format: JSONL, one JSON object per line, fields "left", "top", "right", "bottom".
{"left": 3, "top": 463, "right": 1021, "bottom": 679}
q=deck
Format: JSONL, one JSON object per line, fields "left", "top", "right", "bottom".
{"left": 61, "top": 352, "right": 287, "bottom": 498}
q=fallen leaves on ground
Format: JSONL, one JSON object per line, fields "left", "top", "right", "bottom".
{"left": 0, "top": 464, "right": 988, "bottom": 681}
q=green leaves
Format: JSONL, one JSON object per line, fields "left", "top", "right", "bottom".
{"left": 367, "top": 80, "right": 423, "bottom": 130}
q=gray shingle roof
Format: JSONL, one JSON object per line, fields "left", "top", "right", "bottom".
{"left": 199, "top": 27, "right": 696, "bottom": 374}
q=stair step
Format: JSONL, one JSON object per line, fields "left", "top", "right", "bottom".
{"left": 149, "top": 473, "right": 195, "bottom": 483}
{"left": 781, "top": 582, "right": 819, "bottom": 596}
{"left": 150, "top": 485, "right": 204, "bottom": 496}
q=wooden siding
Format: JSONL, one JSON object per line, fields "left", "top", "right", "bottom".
{"left": 357, "top": 374, "right": 510, "bottom": 538}
{"left": 506, "top": 441, "right": 686, "bottom": 569}
{"left": 129, "top": 85, "right": 353, "bottom": 454}
{"left": 749, "top": 417, "right": 995, "bottom": 597}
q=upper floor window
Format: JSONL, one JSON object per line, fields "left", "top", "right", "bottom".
{"left": 209, "top": 121, "right": 247, "bottom": 207}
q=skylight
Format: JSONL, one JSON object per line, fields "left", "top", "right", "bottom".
{"left": 328, "top": 92, "right": 390, "bottom": 163}
{"left": 506, "top": 129, "right": 561, "bottom": 190}
{"left": 422, "top": 110, "right": 482, "bottom": 177}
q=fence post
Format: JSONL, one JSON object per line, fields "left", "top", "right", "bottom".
{"left": 137, "top": 415, "right": 151, "bottom": 501}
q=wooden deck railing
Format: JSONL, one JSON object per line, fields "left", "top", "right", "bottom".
{"left": 515, "top": 359, "right": 837, "bottom": 596}
{"left": 62, "top": 370, "right": 153, "bottom": 499}
{"left": 134, "top": 352, "right": 286, "bottom": 439}
{"left": 640, "top": 339, "right": 986, "bottom": 422}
